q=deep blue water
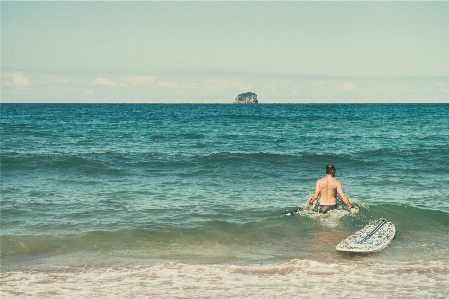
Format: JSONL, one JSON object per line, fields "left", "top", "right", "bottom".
{"left": 1, "top": 104, "right": 448, "bottom": 268}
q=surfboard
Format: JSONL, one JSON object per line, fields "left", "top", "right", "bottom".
{"left": 281, "top": 208, "right": 302, "bottom": 216}
{"left": 336, "top": 219, "right": 395, "bottom": 252}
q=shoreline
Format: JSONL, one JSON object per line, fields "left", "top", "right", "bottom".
{"left": 2, "top": 259, "right": 448, "bottom": 298}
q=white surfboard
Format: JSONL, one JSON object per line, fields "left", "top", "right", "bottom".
{"left": 336, "top": 219, "right": 395, "bottom": 252}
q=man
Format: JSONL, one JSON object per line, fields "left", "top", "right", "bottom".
{"left": 309, "top": 164, "right": 356, "bottom": 214}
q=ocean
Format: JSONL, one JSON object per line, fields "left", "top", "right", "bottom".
{"left": 1, "top": 103, "right": 448, "bottom": 298}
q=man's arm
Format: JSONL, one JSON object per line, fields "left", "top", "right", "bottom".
{"left": 336, "top": 181, "right": 353, "bottom": 209}
{"left": 309, "top": 181, "right": 320, "bottom": 206}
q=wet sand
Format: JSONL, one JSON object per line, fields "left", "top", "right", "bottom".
{"left": 2, "top": 259, "right": 448, "bottom": 298}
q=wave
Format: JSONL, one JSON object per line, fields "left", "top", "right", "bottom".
{"left": 2, "top": 204, "right": 447, "bottom": 266}
{"left": 3, "top": 259, "right": 449, "bottom": 298}
{"left": 2, "top": 147, "right": 447, "bottom": 183}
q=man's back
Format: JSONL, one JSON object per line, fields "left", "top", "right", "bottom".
{"left": 315, "top": 176, "right": 341, "bottom": 205}
{"left": 309, "top": 164, "right": 353, "bottom": 212}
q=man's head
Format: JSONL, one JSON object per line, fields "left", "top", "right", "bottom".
{"left": 326, "top": 164, "right": 336, "bottom": 175}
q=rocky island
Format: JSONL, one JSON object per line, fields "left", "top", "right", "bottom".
{"left": 233, "top": 92, "right": 258, "bottom": 104}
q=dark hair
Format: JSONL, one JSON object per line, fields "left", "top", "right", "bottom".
{"left": 326, "top": 164, "right": 336, "bottom": 174}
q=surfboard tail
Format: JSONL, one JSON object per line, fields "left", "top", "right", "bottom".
{"left": 281, "top": 207, "right": 302, "bottom": 217}
{"left": 336, "top": 219, "right": 395, "bottom": 253}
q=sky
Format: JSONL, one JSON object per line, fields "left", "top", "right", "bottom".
{"left": 1, "top": 1, "right": 449, "bottom": 103}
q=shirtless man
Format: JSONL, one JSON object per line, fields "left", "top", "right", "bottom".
{"left": 309, "top": 164, "right": 356, "bottom": 214}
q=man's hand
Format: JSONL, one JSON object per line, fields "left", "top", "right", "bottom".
{"left": 350, "top": 207, "right": 358, "bottom": 214}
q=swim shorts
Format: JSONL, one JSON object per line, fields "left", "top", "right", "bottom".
{"left": 319, "top": 204, "right": 338, "bottom": 214}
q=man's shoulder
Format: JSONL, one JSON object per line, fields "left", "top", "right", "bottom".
{"left": 317, "top": 177, "right": 326, "bottom": 183}
{"left": 332, "top": 178, "right": 342, "bottom": 185}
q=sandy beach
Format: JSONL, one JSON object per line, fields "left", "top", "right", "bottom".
{"left": 2, "top": 259, "right": 448, "bottom": 298}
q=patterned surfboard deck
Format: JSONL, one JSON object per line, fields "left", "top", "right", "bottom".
{"left": 336, "top": 219, "right": 395, "bottom": 252}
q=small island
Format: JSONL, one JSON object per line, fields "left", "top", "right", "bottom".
{"left": 233, "top": 92, "right": 258, "bottom": 104}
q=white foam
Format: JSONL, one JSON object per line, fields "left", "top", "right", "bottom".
{"left": 298, "top": 204, "right": 352, "bottom": 227}
{"left": 2, "top": 260, "right": 448, "bottom": 298}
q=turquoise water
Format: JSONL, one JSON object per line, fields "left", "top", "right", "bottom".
{"left": 1, "top": 104, "right": 448, "bottom": 269}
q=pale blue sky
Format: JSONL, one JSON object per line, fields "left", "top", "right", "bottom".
{"left": 2, "top": 1, "right": 448, "bottom": 103}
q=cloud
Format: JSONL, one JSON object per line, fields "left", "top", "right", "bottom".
{"left": 124, "top": 76, "right": 252, "bottom": 91}
{"left": 342, "top": 81, "right": 357, "bottom": 91}
{"left": 397, "top": 83, "right": 411, "bottom": 92}
{"left": 262, "top": 79, "right": 287, "bottom": 91}
{"left": 2, "top": 72, "right": 30, "bottom": 87}
{"left": 4, "top": 70, "right": 447, "bottom": 104}
{"left": 126, "top": 76, "right": 156, "bottom": 87}
{"left": 201, "top": 78, "right": 252, "bottom": 91}
{"left": 125, "top": 76, "right": 177, "bottom": 89}
{"left": 438, "top": 83, "right": 449, "bottom": 93}
{"left": 314, "top": 80, "right": 358, "bottom": 93}
{"left": 94, "top": 77, "right": 116, "bottom": 87}
{"left": 332, "top": 81, "right": 357, "bottom": 92}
